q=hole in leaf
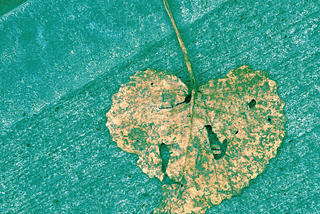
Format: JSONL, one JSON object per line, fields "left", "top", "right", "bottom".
{"left": 174, "top": 94, "right": 192, "bottom": 107}
{"left": 184, "top": 94, "right": 191, "bottom": 104}
{"left": 267, "top": 116, "right": 272, "bottom": 123}
{"left": 248, "top": 99, "right": 256, "bottom": 109}
{"left": 150, "top": 82, "right": 154, "bottom": 86}
{"left": 205, "top": 125, "right": 228, "bottom": 160}
{"left": 160, "top": 143, "right": 181, "bottom": 186}
{"left": 159, "top": 143, "right": 170, "bottom": 173}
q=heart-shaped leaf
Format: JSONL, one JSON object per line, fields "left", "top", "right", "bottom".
{"left": 106, "top": 65, "right": 286, "bottom": 213}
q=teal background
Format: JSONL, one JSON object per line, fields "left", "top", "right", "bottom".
{"left": 0, "top": 0, "right": 319, "bottom": 213}
{"left": 0, "top": 0, "right": 28, "bottom": 16}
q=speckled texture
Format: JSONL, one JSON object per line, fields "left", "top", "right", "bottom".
{"left": 0, "top": 0, "right": 319, "bottom": 213}
{"left": 0, "top": 0, "right": 28, "bottom": 16}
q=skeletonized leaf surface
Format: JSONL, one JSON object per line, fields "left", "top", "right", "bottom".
{"left": 106, "top": 66, "right": 286, "bottom": 214}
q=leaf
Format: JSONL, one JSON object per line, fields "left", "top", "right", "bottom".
{"left": 106, "top": 0, "right": 286, "bottom": 213}
{"left": 106, "top": 65, "right": 286, "bottom": 213}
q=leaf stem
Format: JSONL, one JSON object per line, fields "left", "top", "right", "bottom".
{"left": 162, "top": 0, "right": 197, "bottom": 90}
{"left": 162, "top": 1, "right": 198, "bottom": 210}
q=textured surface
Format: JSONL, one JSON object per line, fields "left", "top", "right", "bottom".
{"left": 0, "top": 0, "right": 319, "bottom": 213}
{"left": 0, "top": 0, "right": 28, "bottom": 16}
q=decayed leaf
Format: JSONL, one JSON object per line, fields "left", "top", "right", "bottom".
{"left": 106, "top": 65, "right": 286, "bottom": 213}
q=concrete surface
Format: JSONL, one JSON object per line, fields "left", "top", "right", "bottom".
{"left": 0, "top": 0, "right": 319, "bottom": 213}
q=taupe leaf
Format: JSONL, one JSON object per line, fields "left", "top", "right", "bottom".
{"left": 106, "top": 65, "right": 286, "bottom": 213}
